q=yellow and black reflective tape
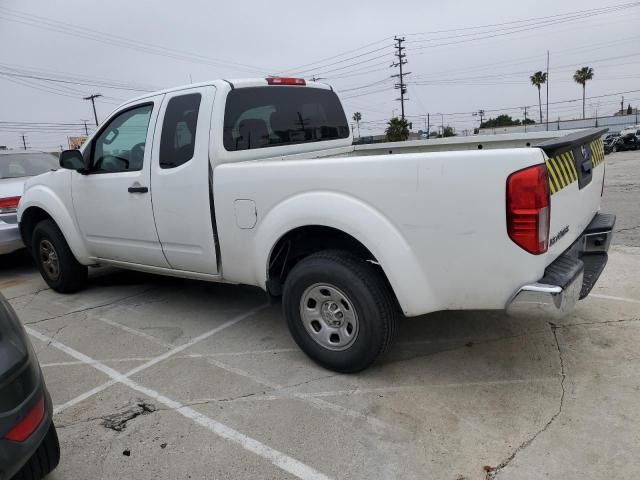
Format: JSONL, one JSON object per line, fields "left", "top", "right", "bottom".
{"left": 590, "top": 138, "right": 605, "bottom": 166}
{"left": 546, "top": 138, "right": 606, "bottom": 194}
{"left": 546, "top": 150, "right": 577, "bottom": 194}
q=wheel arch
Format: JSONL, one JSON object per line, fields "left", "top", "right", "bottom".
{"left": 255, "top": 191, "right": 439, "bottom": 316}
{"left": 18, "top": 190, "right": 92, "bottom": 264}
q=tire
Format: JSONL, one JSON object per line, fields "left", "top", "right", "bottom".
{"left": 12, "top": 422, "right": 60, "bottom": 480}
{"left": 282, "top": 250, "right": 398, "bottom": 373}
{"left": 32, "top": 219, "right": 87, "bottom": 293}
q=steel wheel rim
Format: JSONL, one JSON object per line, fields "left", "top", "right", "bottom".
{"left": 39, "top": 239, "right": 60, "bottom": 280}
{"left": 299, "top": 283, "right": 359, "bottom": 351}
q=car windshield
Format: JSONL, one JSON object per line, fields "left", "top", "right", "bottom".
{"left": 0, "top": 152, "right": 59, "bottom": 179}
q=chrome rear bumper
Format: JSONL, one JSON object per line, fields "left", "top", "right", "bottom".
{"left": 506, "top": 213, "right": 615, "bottom": 319}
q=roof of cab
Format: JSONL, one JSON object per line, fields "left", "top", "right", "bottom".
{"left": 118, "top": 78, "right": 332, "bottom": 108}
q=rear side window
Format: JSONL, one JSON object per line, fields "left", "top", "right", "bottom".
{"left": 160, "top": 93, "right": 201, "bottom": 168}
{"left": 223, "top": 87, "right": 349, "bottom": 151}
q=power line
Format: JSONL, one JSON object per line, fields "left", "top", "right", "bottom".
{"left": 287, "top": 45, "right": 393, "bottom": 76}
{"left": 0, "top": 7, "right": 271, "bottom": 76}
{"left": 0, "top": 70, "right": 154, "bottom": 92}
{"left": 279, "top": 37, "right": 392, "bottom": 74}
{"left": 405, "top": 5, "right": 640, "bottom": 53}
{"left": 405, "top": 2, "right": 639, "bottom": 43}
{"left": 404, "top": 2, "right": 640, "bottom": 37}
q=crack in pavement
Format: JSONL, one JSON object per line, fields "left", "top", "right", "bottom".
{"left": 615, "top": 225, "right": 640, "bottom": 234}
{"left": 557, "top": 317, "right": 640, "bottom": 328}
{"left": 487, "top": 322, "right": 566, "bottom": 479}
{"left": 6, "top": 286, "right": 51, "bottom": 302}
{"left": 23, "top": 287, "right": 158, "bottom": 326}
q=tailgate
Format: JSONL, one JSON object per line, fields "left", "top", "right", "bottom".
{"left": 536, "top": 128, "right": 608, "bottom": 263}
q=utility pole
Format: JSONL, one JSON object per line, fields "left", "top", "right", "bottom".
{"left": 441, "top": 113, "right": 444, "bottom": 136}
{"left": 391, "top": 36, "right": 409, "bottom": 120}
{"left": 83, "top": 94, "right": 102, "bottom": 126}
{"left": 82, "top": 120, "right": 89, "bottom": 136}
{"left": 522, "top": 106, "right": 529, "bottom": 132}
{"left": 427, "top": 113, "right": 430, "bottom": 136}
{"left": 621, "top": 96, "right": 625, "bottom": 115}
{"left": 21, "top": 134, "right": 27, "bottom": 150}
{"left": 546, "top": 50, "right": 550, "bottom": 131}
{"left": 473, "top": 109, "right": 485, "bottom": 128}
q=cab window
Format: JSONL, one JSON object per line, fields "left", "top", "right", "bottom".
{"left": 92, "top": 104, "right": 153, "bottom": 173}
{"left": 160, "top": 94, "right": 201, "bottom": 169}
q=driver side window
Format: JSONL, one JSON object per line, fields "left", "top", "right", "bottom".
{"left": 92, "top": 104, "right": 153, "bottom": 173}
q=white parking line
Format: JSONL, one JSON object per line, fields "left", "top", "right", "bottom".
{"left": 591, "top": 293, "right": 640, "bottom": 304}
{"left": 40, "top": 357, "right": 154, "bottom": 368}
{"left": 26, "top": 325, "right": 333, "bottom": 480}
{"left": 51, "top": 305, "right": 267, "bottom": 415}
{"left": 64, "top": 306, "right": 405, "bottom": 435}
{"left": 93, "top": 315, "right": 175, "bottom": 349}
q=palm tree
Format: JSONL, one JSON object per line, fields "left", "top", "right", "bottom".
{"left": 352, "top": 112, "right": 362, "bottom": 138}
{"left": 530, "top": 71, "right": 547, "bottom": 123}
{"left": 573, "top": 67, "right": 594, "bottom": 119}
{"left": 385, "top": 117, "right": 410, "bottom": 142}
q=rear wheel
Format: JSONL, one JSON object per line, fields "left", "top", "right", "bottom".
{"left": 32, "top": 220, "right": 87, "bottom": 293}
{"left": 12, "top": 422, "right": 60, "bottom": 480}
{"left": 282, "top": 250, "right": 398, "bottom": 373}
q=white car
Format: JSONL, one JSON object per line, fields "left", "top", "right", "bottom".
{"left": 17, "top": 78, "right": 614, "bottom": 371}
{"left": 0, "top": 150, "right": 58, "bottom": 255}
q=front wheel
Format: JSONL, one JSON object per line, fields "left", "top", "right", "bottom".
{"left": 282, "top": 250, "right": 398, "bottom": 373}
{"left": 32, "top": 219, "right": 87, "bottom": 293}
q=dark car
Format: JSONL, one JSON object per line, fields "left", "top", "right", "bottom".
{"left": 604, "top": 135, "right": 620, "bottom": 154}
{"left": 0, "top": 293, "right": 59, "bottom": 480}
{"left": 608, "top": 134, "right": 639, "bottom": 153}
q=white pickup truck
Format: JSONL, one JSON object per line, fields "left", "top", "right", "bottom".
{"left": 17, "top": 77, "right": 615, "bottom": 372}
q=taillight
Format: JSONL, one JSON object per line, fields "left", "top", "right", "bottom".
{"left": 266, "top": 77, "right": 306, "bottom": 86}
{"left": 0, "top": 196, "right": 21, "bottom": 214}
{"left": 5, "top": 396, "right": 45, "bottom": 442}
{"left": 506, "top": 164, "right": 550, "bottom": 255}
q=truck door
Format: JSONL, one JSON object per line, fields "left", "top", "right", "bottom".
{"left": 150, "top": 86, "right": 219, "bottom": 274}
{"left": 71, "top": 97, "right": 170, "bottom": 267}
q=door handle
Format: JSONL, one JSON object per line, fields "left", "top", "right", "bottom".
{"left": 128, "top": 186, "right": 149, "bottom": 194}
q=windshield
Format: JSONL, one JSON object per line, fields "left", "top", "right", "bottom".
{"left": 0, "top": 152, "right": 59, "bottom": 179}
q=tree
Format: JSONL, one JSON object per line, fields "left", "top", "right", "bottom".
{"left": 530, "top": 71, "right": 548, "bottom": 123}
{"left": 385, "top": 117, "right": 410, "bottom": 142}
{"left": 573, "top": 66, "right": 594, "bottom": 119}
{"left": 352, "top": 112, "right": 362, "bottom": 138}
{"left": 442, "top": 126, "right": 455, "bottom": 137}
{"left": 480, "top": 115, "right": 521, "bottom": 128}
{"left": 627, "top": 104, "right": 633, "bottom": 115}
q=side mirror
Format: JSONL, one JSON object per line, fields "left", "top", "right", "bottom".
{"left": 59, "top": 150, "right": 86, "bottom": 171}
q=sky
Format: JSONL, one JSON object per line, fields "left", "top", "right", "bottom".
{"left": 1, "top": 0, "right": 639, "bottom": 150}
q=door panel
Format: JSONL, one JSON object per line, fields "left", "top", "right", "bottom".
{"left": 150, "top": 86, "right": 219, "bottom": 274}
{"left": 72, "top": 98, "right": 170, "bottom": 267}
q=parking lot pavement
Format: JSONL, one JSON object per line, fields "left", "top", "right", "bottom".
{"left": 1, "top": 150, "right": 639, "bottom": 480}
